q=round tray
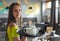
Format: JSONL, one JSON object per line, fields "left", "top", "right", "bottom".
{"left": 18, "top": 30, "right": 45, "bottom": 37}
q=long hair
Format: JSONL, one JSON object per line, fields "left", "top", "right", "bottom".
{"left": 5, "top": 3, "right": 20, "bottom": 41}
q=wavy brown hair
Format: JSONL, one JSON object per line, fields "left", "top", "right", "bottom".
{"left": 5, "top": 3, "right": 21, "bottom": 41}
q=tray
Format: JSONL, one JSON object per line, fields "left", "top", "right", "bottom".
{"left": 18, "top": 30, "right": 45, "bottom": 37}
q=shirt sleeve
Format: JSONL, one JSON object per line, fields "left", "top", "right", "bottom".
{"left": 11, "top": 26, "right": 19, "bottom": 38}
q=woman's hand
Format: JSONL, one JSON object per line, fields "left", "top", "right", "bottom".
{"left": 13, "top": 37, "right": 20, "bottom": 41}
{"left": 20, "top": 36, "right": 27, "bottom": 41}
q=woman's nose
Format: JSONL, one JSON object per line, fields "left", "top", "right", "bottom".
{"left": 17, "top": 11, "right": 20, "bottom": 14}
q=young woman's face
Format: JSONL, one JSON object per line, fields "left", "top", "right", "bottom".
{"left": 13, "top": 5, "right": 21, "bottom": 20}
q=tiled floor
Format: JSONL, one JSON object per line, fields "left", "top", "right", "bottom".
{"left": 0, "top": 31, "right": 5, "bottom": 41}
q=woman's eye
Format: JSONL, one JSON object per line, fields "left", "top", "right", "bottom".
{"left": 19, "top": 9, "right": 22, "bottom": 11}
{"left": 14, "top": 10, "right": 17, "bottom": 12}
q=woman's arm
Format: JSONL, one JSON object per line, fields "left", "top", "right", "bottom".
{"left": 10, "top": 23, "right": 20, "bottom": 41}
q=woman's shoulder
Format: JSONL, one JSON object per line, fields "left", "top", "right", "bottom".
{"left": 8, "top": 22, "right": 17, "bottom": 28}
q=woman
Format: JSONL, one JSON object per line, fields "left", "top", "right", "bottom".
{"left": 5, "top": 3, "right": 26, "bottom": 41}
